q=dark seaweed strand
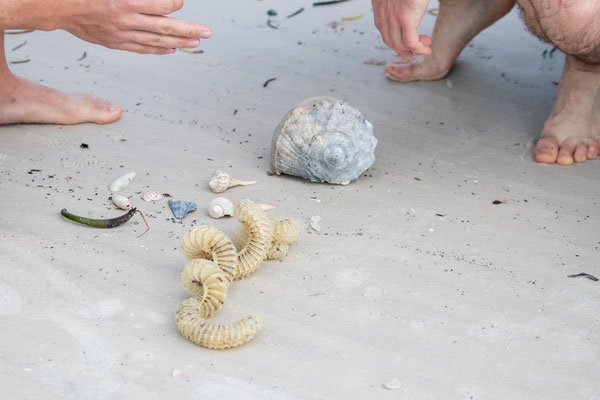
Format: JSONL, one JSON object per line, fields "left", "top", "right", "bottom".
{"left": 60, "top": 208, "right": 137, "bottom": 228}
{"left": 313, "top": 0, "right": 350, "bottom": 6}
{"left": 567, "top": 273, "right": 599, "bottom": 281}
{"left": 287, "top": 7, "right": 305, "bottom": 18}
{"left": 263, "top": 77, "right": 277, "bottom": 87}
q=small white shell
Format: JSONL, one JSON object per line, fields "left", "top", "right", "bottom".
{"left": 109, "top": 172, "right": 136, "bottom": 192}
{"left": 209, "top": 170, "right": 257, "bottom": 193}
{"left": 112, "top": 194, "right": 131, "bottom": 210}
{"left": 141, "top": 191, "right": 163, "bottom": 202}
{"left": 208, "top": 197, "right": 234, "bottom": 218}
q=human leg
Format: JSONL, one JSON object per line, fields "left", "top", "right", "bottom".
{"left": 385, "top": 0, "right": 515, "bottom": 81}
{"left": 0, "top": 33, "right": 122, "bottom": 125}
{"left": 517, "top": 0, "right": 600, "bottom": 165}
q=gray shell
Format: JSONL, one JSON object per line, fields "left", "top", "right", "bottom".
{"left": 270, "top": 97, "right": 377, "bottom": 185}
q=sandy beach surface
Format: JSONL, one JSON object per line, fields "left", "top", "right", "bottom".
{"left": 1, "top": 1, "right": 599, "bottom": 399}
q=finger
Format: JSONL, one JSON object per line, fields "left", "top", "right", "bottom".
{"left": 133, "top": 14, "right": 212, "bottom": 39}
{"left": 133, "top": 0, "right": 184, "bottom": 15}
{"left": 118, "top": 42, "right": 177, "bottom": 55}
{"left": 123, "top": 30, "right": 202, "bottom": 49}
{"left": 400, "top": 23, "right": 422, "bottom": 52}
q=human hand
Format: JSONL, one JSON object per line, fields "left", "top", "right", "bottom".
{"left": 59, "top": 0, "right": 212, "bottom": 54}
{"left": 371, "top": 0, "right": 432, "bottom": 58}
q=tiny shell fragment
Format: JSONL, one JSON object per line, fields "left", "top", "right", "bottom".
{"left": 383, "top": 378, "right": 402, "bottom": 390}
{"left": 309, "top": 215, "right": 322, "bottom": 232}
{"left": 141, "top": 191, "right": 163, "bottom": 202}
{"left": 109, "top": 172, "right": 136, "bottom": 192}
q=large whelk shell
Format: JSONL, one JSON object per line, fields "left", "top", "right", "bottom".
{"left": 270, "top": 96, "right": 377, "bottom": 185}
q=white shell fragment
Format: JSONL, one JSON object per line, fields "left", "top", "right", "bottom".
{"left": 208, "top": 197, "right": 235, "bottom": 218}
{"left": 141, "top": 191, "right": 163, "bottom": 202}
{"left": 209, "top": 170, "right": 257, "bottom": 193}
{"left": 111, "top": 194, "right": 131, "bottom": 210}
{"left": 271, "top": 96, "right": 377, "bottom": 185}
{"left": 109, "top": 172, "right": 136, "bottom": 192}
{"left": 309, "top": 215, "right": 322, "bottom": 232}
{"left": 259, "top": 203, "right": 276, "bottom": 211}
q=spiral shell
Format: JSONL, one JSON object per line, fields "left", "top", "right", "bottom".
{"left": 208, "top": 197, "right": 234, "bottom": 219}
{"left": 270, "top": 97, "right": 377, "bottom": 185}
{"left": 209, "top": 170, "right": 257, "bottom": 193}
{"left": 175, "top": 297, "right": 261, "bottom": 350}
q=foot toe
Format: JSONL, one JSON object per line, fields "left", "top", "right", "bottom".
{"left": 534, "top": 136, "right": 560, "bottom": 164}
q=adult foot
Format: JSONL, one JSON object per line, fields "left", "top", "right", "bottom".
{"left": 385, "top": 0, "right": 515, "bottom": 81}
{"left": 534, "top": 56, "right": 600, "bottom": 165}
{"left": 0, "top": 75, "right": 122, "bottom": 125}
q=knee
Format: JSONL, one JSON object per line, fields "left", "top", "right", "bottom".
{"left": 522, "top": 0, "right": 600, "bottom": 63}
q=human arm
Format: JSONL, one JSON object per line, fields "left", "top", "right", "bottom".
{"left": 0, "top": 0, "right": 211, "bottom": 54}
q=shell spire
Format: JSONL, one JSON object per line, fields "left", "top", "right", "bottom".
{"left": 209, "top": 170, "right": 257, "bottom": 193}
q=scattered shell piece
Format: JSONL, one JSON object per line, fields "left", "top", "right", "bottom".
{"left": 172, "top": 370, "right": 189, "bottom": 382}
{"left": 109, "top": 172, "right": 135, "bottom": 192}
{"left": 383, "top": 378, "right": 402, "bottom": 390}
{"left": 446, "top": 79, "right": 454, "bottom": 89}
{"left": 111, "top": 194, "right": 131, "bottom": 210}
{"left": 141, "top": 191, "right": 163, "bottom": 202}
{"left": 271, "top": 96, "right": 377, "bottom": 185}
{"left": 309, "top": 215, "right": 322, "bottom": 232}
{"left": 209, "top": 170, "right": 257, "bottom": 193}
{"left": 169, "top": 200, "right": 196, "bottom": 219}
{"left": 208, "top": 197, "right": 235, "bottom": 219}
{"left": 259, "top": 203, "right": 276, "bottom": 211}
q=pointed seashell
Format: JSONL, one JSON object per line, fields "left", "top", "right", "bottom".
{"left": 109, "top": 172, "right": 136, "bottom": 192}
{"left": 208, "top": 197, "right": 234, "bottom": 219}
{"left": 141, "top": 191, "right": 163, "bottom": 202}
{"left": 270, "top": 96, "right": 377, "bottom": 185}
{"left": 209, "top": 170, "right": 257, "bottom": 193}
{"left": 169, "top": 200, "right": 196, "bottom": 219}
{"left": 111, "top": 194, "right": 131, "bottom": 210}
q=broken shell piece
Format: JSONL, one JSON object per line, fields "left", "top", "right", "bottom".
{"left": 209, "top": 170, "right": 257, "bottom": 193}
{"left": 270, "top": 97, "right": 377, "bottom": 185}
{"left": 111, "top": 194, "right": 131, "bottom": 210}
{"left": 109, "top": 172, "right": 135, "bottom": 192}
{"left": 208, "top": 197, "right": 234, "bottom": 219}
{"left": 141, "top": 191, "right": 162, "bottom": 202}
{"left": 259, "top": 203, "right": 276, "bottom": 211}
{"left": 169, "top": 200, "right": 196, "bottom": 219}
{"left": 309, "top": 215, "right": 322, "bottom": 232}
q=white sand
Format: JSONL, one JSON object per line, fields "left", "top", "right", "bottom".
{"left": 1, "top": 1, "right": 599, "bottom": 399}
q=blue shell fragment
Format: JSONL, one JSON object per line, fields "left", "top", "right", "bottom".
{"left": 168, "top": 200, "right": 196, "bottom": 219}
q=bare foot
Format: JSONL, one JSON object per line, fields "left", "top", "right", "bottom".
{"left": 534, "top": 56, "right": 600, "bottom": 165}
{"left": 0, "top": 75, "right": 122, "bottom": 125}
{"left": 385, "top": 0, "right": 515, "bottom": 82}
